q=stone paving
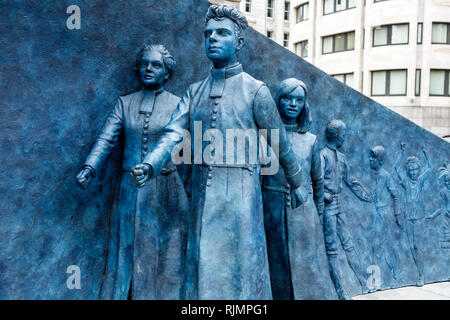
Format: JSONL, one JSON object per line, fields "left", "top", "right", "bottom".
{"left": 353, "top": 281, "right": 450, "bottom": 300}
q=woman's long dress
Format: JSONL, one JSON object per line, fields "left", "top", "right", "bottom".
{"left": 84, "top": 89, "right": 189, "bottom": 300}
{"left": 263, "top": 128, "right": 335, "bottom": 300}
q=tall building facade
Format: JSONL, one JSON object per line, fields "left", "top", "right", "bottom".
{"left": 210, "top": 0, "right": 450, "bottom": 137}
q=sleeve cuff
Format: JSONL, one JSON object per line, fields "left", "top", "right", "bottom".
{"left": 83, "top": 164, "right": 96, "bottom": 178}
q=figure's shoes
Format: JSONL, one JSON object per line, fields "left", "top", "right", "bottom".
{"left": 367, "top": 287, "right": 377, "bottom": 293}
{"left": 416, "top": 276, "right": 425, "bottom": 287}
{"left": 337, "top": 288, "right": 352, "bottom": 300}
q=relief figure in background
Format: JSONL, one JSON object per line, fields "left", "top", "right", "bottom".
{"left": 394, "top": 143, "right": 432, "bottom": 287}
{"left": 427, "top": 163, "right": 450, "bottom": 279}
{"left": 320, "top": 119, "right": 373, "bottom": 300}
{"left": 369, "top": 145, "right": 401, "bottom": 289}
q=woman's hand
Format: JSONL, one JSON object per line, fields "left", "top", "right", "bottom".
{"left": 76, "top": 166, "right": 94, "bottom": 190}
{"left": 131, "top": 163, "right": 152, "bottom": 187}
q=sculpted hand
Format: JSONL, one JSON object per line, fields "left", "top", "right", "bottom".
{"left": 291, "top": 186, "right": 307, "bottom": 209}
{"left": 76, "top": 167, "right": 94, "bottom": 190}
{"left": 131, "top": 163, "right": 151, "bottom": 188}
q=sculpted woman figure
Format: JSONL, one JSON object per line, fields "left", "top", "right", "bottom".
{"left": 263, "top": 78, "right": 335, "bottom": 299}
{"left": 76, "top": 44, "right": 188, "bottom": 300}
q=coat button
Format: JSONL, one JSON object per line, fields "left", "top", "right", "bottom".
{"left": 143, "top": 138, "right": 148, "bottom": 143}
{"left": 144, "top": 118, "right": 150, "bottom": 123}
{"left": 143, "top": 131, "right": 148, "bottom": 136}
{"left": 214, "top": 99, "right": 219, "bottom": 105}
{"left": 144, "top": 124, "right": 149, "bottom": 129}
{"left": 206, "top": 181, "right": 211, "bottom": 187}
{"left": 212, "top": 116, "right": 217, "bottom": 121}
{"left": 208, "top": 166, "right": 213, "bottom": 171}
{"left": 213, "top": 108, "right": 218, "bottom": 114}
{"left": 211, "top": 123, "right": 216, "bottom": 128}
{"left": 208, "top": 173, "right": 213, "bottom": 179}
{"left": 143, "top": 145, "right": 148, "bottom": 151}
{"left": 145, "top": 113, "right": 151, "bottom": 118}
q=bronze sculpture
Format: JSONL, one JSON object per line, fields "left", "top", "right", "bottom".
{"left": 76, "top": 44, "right": 188, "bottom": 299}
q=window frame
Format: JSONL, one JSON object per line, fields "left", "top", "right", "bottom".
{"left": 296, "top": 2, "right": 309, "bottom": 23}
{"left": 429, "top": 69, "right": 450, "bottom": 97}
{"left": 371, "top": 69, "right": 408, "bottom": 96}
{"left": 415, "top": 69, "right": 421, "bottom": 96}
{"left": 332, "top": 72, "right": 355, "bottom": 87}
{"left": 295, "top": 40, "right": 308, "bottom": 58}
{"left": 267, "top": 0, "right": 274, "bottom": 18}
{"left": 372, "top": 23, "right": 409, "bottom": 47}
{"left": 323, "top": 0, "right": 356, "bottom": 16}
{"left": 245, "top": 0, "right": 252, "bottom": 13}
{"left": 431, "top": 22, "right": 450, "bottom": 45}
{"left": 284, "top": 1, "right": 290, "bottom": 21}
{"left": 322, "top": 31, "right": 356, "bottom": 54}
{"left": 283, "top": 33, "right": 290, "bottom": 47}
{"left": 417, "top": 22, "right": 423, "bottom": 44}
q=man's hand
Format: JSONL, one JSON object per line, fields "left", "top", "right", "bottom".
{"left": 131, "top": 163, "right": 151, "bottom": 187}
{"left": 291, "top": 186, "right": 307, "bottom": 209}
{"left": 76, "top": 167, "right": 94, "bottom": 190}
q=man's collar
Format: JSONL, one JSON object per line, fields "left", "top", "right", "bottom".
{"left": 211, "top": 63, "right": 243, "bottom": 79}
{"left": 139, "top": 88, "right": 164, "bottom": 113}
{"left": 210, "top": 63, "right": 243, "bottom": 99}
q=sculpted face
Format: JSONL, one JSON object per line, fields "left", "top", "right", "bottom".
{"left": 280, "top": 86, "right": 305, "bottom": 122}
{"left": 336, "top": 128, "right": 346, "bottom": 148}
{"left": 204, "top": 18, "right": 240, "bottom": 66}
{"left": 407, "top": 163, "right": 420, "bottom": 181}
{"left": 139, "top": 50, "right": 169, "bottom": 88}
{"left": 369, "top": 151, "right": 381, "bottom": 171}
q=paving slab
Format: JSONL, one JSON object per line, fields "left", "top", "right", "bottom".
{"left": 353, "top": 281, "right": 450, "bottom": 300}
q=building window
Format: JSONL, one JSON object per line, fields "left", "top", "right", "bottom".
{"left": 415, "top": 69, "right": 421, "bottom": 96}
{"left": 245, "top": 0, "right": 252, "bottom": 13}
{"left": 322, "top": 31, "right": 355, "bottom": 54}
{"left": 284, "top": 2, "right": 290, "bottom": 21}
{"left": 373, "top": 23, "right": 409, "bottom": 46}
{"left": 323, "top": 0, "right": 356, "bottom": 15}
{"left": 267, "top": 31, "right": 273, "bottom": 39}
{"left": 296, "top": 2, "right": 309, "bottom": 23}
{"left": 267, "top": 0, "right": 273, "bottom": 18}
{"left": 371, "top": 70, "right": 407, "bottom": 96}
{"left": 295, "top": 40, "right": 308, "bottom": 57}
{"left": 283, "top": 33, "right": 290, "bottom": 47}
{"left": 430, "top": 70, "right": 450, "bottom": 96}
{"left": 432, "top": 23, "right": 450, "bottom": 44}
{"left": 333, "top": 73, "right": 354, "bottom": 88}
{"left": 417, "top": 23, "right": 423, "bottom": 44}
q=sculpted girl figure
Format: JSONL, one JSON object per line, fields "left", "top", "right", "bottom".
{"left": 263, "top": 78, "right": 335, "bottom": 299}
{"left": 76, "top": 44, "right": 188, "bottom": 299}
